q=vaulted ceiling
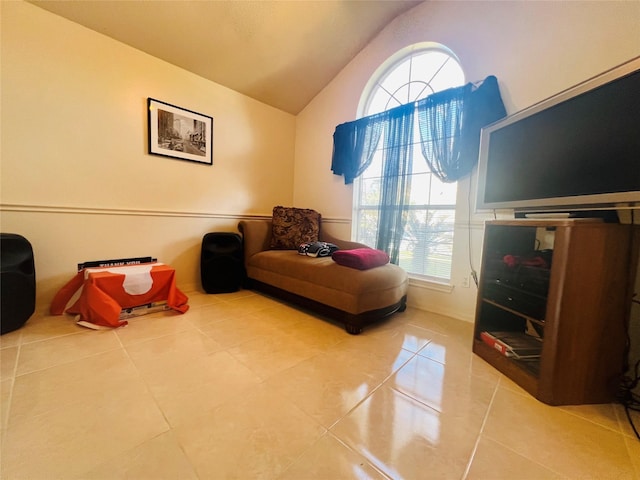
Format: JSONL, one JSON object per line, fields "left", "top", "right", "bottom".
{"left": 28, "top": 0, "right": 422, "bottom": 114}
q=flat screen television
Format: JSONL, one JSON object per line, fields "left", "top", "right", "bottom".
{"left": 476, "top": 56, "right": 640, "bottom": 217}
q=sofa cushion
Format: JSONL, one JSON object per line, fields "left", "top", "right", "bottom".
{"left": 332, "top": 248, "right": 389, "bottom": 270}
{"left": 270, "top": 206, "right": 320, "bottom": 250}
{"left": 246, "top": 250, "right": 407, "bottom": 314}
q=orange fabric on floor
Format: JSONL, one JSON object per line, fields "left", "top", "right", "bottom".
{"left": 50, "top": 263, "right": 189, "bottom": 328}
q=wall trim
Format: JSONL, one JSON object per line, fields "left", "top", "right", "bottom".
{"left": 0, "top": 203, "right": 350, "bottom": 224}
{"left": 454, "top": 218, "right": 488, "bottom": 230}
{"left": 408, "top": 277, "right": 455, "bottom": 294}
{"left": 409, "top": 303, "right": 474, "bottom": 324}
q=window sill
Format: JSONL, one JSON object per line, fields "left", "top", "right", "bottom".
{"left": 408, "top": 276, "right": 454, "bottom": 294}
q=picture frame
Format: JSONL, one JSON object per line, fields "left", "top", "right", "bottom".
{"left": 147, "top": 98, "right": 213, "bottom": 165}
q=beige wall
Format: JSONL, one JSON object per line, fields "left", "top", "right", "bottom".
{"left": 1, "top": 1, "right": 296, "bottom": 307}
{"left": 294, "top": 0, "right": 640, "bottom": 321}
{"left": 1, "top": 0, "right": 639, "bottom": 330}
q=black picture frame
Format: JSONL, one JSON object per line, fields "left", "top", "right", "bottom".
{"left": 148, "top": 98, "right": 213, "bottom": 165}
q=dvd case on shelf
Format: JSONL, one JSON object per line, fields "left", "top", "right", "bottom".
{"left": 480, "top": 331, "right": 542, "bottom": 359}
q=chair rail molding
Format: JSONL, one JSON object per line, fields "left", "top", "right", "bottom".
{"left": 0, "top": 203, "right": 350, "bottom": 224}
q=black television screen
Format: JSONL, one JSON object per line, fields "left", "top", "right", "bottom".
{"left": 476, "top": 56, "right": 640, "bottom": 213}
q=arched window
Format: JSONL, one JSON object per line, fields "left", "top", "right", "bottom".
{"left": 353, "top": 43, "right": 465, "bottom": 281}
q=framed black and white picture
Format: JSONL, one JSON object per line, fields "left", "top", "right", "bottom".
{"left": 148, "top": 98, "right": 213, "bottom": 165}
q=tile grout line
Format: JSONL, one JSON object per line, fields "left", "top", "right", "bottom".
{"left": 11, "top": 336, "right": 124, "bottom": 379}
{"left": 327, "top": 430, "right": 395, "bottom": 480}
{"left": 110, "top": 299, "right": 256, "bottom": 480}
{"left": 559, "top": 403, "right": 631, "bottom": 437}
{"left": 116, "top": 307, "right": 195, "bottom": 433}
{"left": 460, "top": 371, "right": 501, "bottom": 480}
{"left": 320, "top": 335, "right": 435, "bottom": 432}
{"left": 321, "top": 348, "right": 420, "bottom": 433}
{"left": 318, "top": 348, "right": 423, "bottom": 479}
{"left": 463, "top": 377, "right": 572, "bottom": 479}
{"left": 1, "top": 339, "right": 23, "bottom": 443}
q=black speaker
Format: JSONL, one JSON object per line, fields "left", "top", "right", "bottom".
{"left": 1, "top": 233, "right": 36, "bottom": 335}
{"left": 200, "top": 232, "right": 244, "bottom": 293}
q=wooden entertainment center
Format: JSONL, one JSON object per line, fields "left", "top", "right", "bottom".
{"left": 473, "top": 218, "right": 638, "bottom": 405}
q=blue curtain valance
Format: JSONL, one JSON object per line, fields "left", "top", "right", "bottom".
{"left": 331, "top": 75, "right": 507, "bottom": 184}
{"left": 330, "top": 109, "right": 386, "bottom": 185}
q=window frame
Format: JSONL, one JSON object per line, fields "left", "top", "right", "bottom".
{"left": 352, "top": 42, "right": 465, "bottom": 283}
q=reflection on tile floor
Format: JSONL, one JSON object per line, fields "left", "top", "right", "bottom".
{"left": 1, "top": 290, "right": 638, "bottom": 479}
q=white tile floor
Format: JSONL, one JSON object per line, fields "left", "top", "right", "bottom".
{"left": 1, "top": 289, "right": 638, "bottom": 479}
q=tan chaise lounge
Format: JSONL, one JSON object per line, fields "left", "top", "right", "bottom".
{"left": 238, "top": 219, "right": 408, "bottom": 334}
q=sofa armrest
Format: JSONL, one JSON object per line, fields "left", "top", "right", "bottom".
{"left": 238, "top": 220, "right": 273, "bottom": 261}
{"left": 320, "top": 230, "right": 371, "bottom": 251}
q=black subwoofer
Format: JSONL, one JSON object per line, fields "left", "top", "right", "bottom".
{"left": 1, "top": 233, "right": 36, "bottom": 334}
{"left": 200, "top": 232, "right": 244, "bottom": 293}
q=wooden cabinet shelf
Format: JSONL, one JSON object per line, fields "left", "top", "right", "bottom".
{"left": 473, "top": 219, "right": 638, "bottom": 405}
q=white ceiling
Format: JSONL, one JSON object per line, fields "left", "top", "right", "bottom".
{"left": 28, "top": 0, "right": 422, "bottom": 114}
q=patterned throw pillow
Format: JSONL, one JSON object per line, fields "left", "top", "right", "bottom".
{"left": 270, "top": 206, "right": 321, "bottom": 250}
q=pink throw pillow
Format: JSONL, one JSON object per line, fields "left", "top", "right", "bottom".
{"left": 332, "top": 248, "right": 389, "bottom": 270}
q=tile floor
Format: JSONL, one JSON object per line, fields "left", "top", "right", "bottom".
{"left": 1, "top": 289, "right": 639, "bottom": 479}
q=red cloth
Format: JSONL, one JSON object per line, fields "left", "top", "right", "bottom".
{"left": 331, "top": 248, "right": 390, "bottom": 270}
{"left": 503, "top": 254, "right": 548, "bottom": 269}
{"left": 50, "top": 263, "right": 189, "bottom": 328}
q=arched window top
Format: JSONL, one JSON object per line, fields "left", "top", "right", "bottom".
{"left": 358, "top": 42, "right": 465, "bottom": 117}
